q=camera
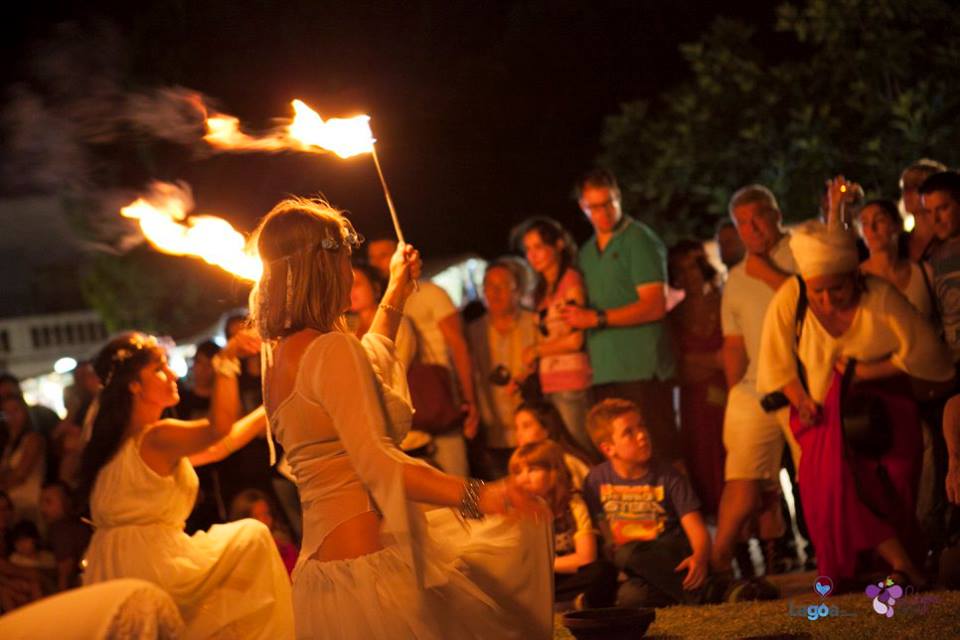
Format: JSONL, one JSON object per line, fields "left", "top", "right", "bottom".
{"left": 488, "top": 365, "right": 512, "bottom": 387}
{"left": 760, "top": 391, "right": 790, "bottom": 413}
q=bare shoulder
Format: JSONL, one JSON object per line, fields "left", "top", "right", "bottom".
{"left": 143, "top": 417, "right": 207, "bottom": 438}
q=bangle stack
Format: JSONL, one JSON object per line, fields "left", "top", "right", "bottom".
{"left": 211, "top": 354, "right": 242, "bottom": 378}
{"left": 459, "top": 478, "right": 485, "bottom": 520}
{"left": 379, "top": 302, "right": 403, "bottom": 316}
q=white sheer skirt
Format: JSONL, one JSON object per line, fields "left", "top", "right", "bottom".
{"left": 291, "top": 511, "right": 553, "bottom": 640}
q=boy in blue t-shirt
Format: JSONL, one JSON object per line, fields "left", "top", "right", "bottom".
{"left": 583, "top": 398, "right": 711, "bottom": 607}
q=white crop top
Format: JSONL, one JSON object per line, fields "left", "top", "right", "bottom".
{"left": 268, "top": 331, "right": 444, "bottom": 587}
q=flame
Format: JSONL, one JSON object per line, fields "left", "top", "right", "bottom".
{"left": 287, "top": 100, "right": 375, "bottom": 158}
{"left": 203, "top": 114, "right": 286, "bottom": 152}
{"left": 201, "top": 99, "right": 375, "bottom": 159}
{"left": 120, "top": 181, "right": 262, "bottom": 282}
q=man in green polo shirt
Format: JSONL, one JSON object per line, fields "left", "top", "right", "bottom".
{"left": 561, "top": 169, "right": 678, "bottom": 461}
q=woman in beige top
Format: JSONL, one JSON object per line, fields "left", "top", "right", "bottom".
{"left": 250, "top": 197, "right": 552, "bottom": 639}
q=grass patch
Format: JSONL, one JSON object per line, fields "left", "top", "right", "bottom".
{"left": 555, "top": 589, "right": 960, "bottom": 639}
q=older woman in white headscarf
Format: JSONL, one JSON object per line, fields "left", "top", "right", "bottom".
{"left": 757, "top": 220, "right": 953, "bottom": 588}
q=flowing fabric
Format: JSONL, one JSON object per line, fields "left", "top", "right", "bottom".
{"left": 83, "top": 437, "right": 294, "bottom": 640}
{"left": 791, "top": 371, "right": 923, "bottom": 580}
{"left": 0, "top": 579, "right": 184, "bottom": 640}
{"left": 270, "top": 332, "right": 553, "bottom": 640}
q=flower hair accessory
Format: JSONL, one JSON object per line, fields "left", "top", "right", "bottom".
{"left": 82, "top": 334, "right": 160, "bottom": 442}
{"left": 262, "top": 225, "right": 364, "bottom": 330}
{"left": 320, "top": 227, "right": 364, "bottom": 251}
{"left": 102, "top": 334, "right": 159, "bottom": 388}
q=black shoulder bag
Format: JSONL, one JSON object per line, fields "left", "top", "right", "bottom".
{"left": 759, "top": 276, "right": 808, "bottom": 413}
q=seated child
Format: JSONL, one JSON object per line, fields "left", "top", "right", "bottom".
{"left": 583, "top": 398, "right": 711, "bottom": 608}
{"left": 8, "top": 520, "right": 56, "bottom": 598}
{"left": 229, "top": 489, "right": 298, "bottom": 577}
{"left": 0, "top": 493, "right": 42, "bottom": 612}
{"left": 39, "top": 482, "right": 91, "bottom": 591}
{"left": 510, "top": 440, "right": 617, "bottom": 608}
{"left": 514, "top": 401, "right": 600, "bottom": 490}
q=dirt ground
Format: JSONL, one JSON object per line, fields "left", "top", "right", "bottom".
{"left": 554, "top": 574, "right": 960, "bottom": 639}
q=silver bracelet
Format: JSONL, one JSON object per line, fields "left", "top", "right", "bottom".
{"left": 379, "top": 302, "right": 403, "bottom": 316}
{"left": 458, "top": 478, "right": 485, "bottom": 520}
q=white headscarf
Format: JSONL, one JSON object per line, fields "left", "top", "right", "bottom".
{"left": 790, "top": 220, "right": 859, "bottom": 278}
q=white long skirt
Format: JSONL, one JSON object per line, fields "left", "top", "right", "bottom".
{"left": 84, "top": 519, "right": 294, "bottom": 640}
{"left": 291, "top": 512, "right": 553, "bottom": 640}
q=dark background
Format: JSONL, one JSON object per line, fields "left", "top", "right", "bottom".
{"left": 1, "top": 0, "right": 776, "bottom": 258}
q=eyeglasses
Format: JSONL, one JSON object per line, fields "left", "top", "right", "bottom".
{"left": 581, "top": 198, "right": 617, "bottom": 213}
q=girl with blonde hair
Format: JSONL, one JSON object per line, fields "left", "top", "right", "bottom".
{"left": 509, "top": 440, "right": 616, "bottom": 608}
{"left": 251, "top": 197, "right": 552, "bottom": 639}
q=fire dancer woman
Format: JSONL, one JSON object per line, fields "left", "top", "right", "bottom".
{"left": 80, "top": 332, "right": 294, "bottom": 639}
{"left": 250, "top": 197, "right": 552, "bottom": 640}
{"left": 758, "top": 221, "right": 953, "bottom": 588}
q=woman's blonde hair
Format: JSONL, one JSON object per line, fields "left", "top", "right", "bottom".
{"left": 508, "top": 439, "right": 571, "bottom": 516}
{"left": 249, "top": 197, "right": 360, "bottom": 339}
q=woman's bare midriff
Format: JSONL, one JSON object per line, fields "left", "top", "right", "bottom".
{"left": 309, "top": 511, "right": 384, "bottom": 562}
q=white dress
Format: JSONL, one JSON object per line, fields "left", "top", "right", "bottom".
{"left": 82, "top": 435, "right": 294, "bottom": 639}
{"left": 270, "top": 331, "right": 552, "bottom": 640}
{"left": 0, "top": 578, "right": 184, "bottom": 640}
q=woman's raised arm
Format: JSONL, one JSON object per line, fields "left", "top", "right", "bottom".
{"left": 141, "top": 332, "right": 261, "bottom": 473}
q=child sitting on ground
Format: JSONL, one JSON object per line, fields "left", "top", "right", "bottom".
{"left": 8, "top": 520, "right": 56, "bottom": 598}
{"left": 510, "top": 440, "right": 618, "bottom": 608}
{"left": 514, "top": 401, "right": 600, "bottom": 490}
{"left": 38, "top": 482, "right": 91, "bottom": 591}
{"left": 229, "top": 489, "right": 298, "bottom": 577}
{"left": 583, "top": 398, "right": 711, "bottom": 608}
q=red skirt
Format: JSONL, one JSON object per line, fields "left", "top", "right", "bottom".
{"left": 791, "top": 371, "right": 923, "bottom": 580}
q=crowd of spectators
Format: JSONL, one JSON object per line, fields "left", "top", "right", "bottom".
{"left": 4, "top": 162, "right": 960, "bottom": 614}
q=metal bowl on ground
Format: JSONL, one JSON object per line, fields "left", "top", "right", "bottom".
{"left": 562, "top": 607, "right": 655, "bottom": 640}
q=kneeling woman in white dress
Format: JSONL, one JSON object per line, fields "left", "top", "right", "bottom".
{"left": 80, "top": 332, "right": 294, "bottom": 639}
{"left": 250, "top": 197, "right": 553, "bottom": 639}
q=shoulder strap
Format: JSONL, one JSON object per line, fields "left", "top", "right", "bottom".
{"left": 793, "top": 275, "right": 809, "bottom": 392}
{"left": 918, "top": 260, "right": 941, "bottom": 327}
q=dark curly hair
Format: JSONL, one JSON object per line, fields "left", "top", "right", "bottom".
{"left": 515, "top": 400, "right": 601, "bottom": 465}
{"left": 859, "top": 199, "right": 903, "bottom": 233}
{"left": 667, "top": 238, "right": 718, "bottom": 289}
{"left": 510, "top": 217, "right": 578, "bottom": 307}
{"left": 77, "top": 333, "right": 165, "bottom": 505}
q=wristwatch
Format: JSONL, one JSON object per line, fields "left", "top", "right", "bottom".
{"left": 595, "top": 308, "right": 608, "bottom": 329}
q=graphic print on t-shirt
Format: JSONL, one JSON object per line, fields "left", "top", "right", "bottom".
{"left": 599, "top": 482, "right": 667, "bottom": 545}
{"left": 554, "top": 509, "right": 577, "bottom": 556}
{"left": 934, "top": 251, "right": 960, "bottom": 353}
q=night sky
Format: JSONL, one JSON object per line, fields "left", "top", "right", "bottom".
{"left": 3, "top": 0, "right": 776, "bottom": 260}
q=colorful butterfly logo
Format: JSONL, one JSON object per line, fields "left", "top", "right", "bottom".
{"left": 865, "top": 577, "right": 904, "bottom": 617}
